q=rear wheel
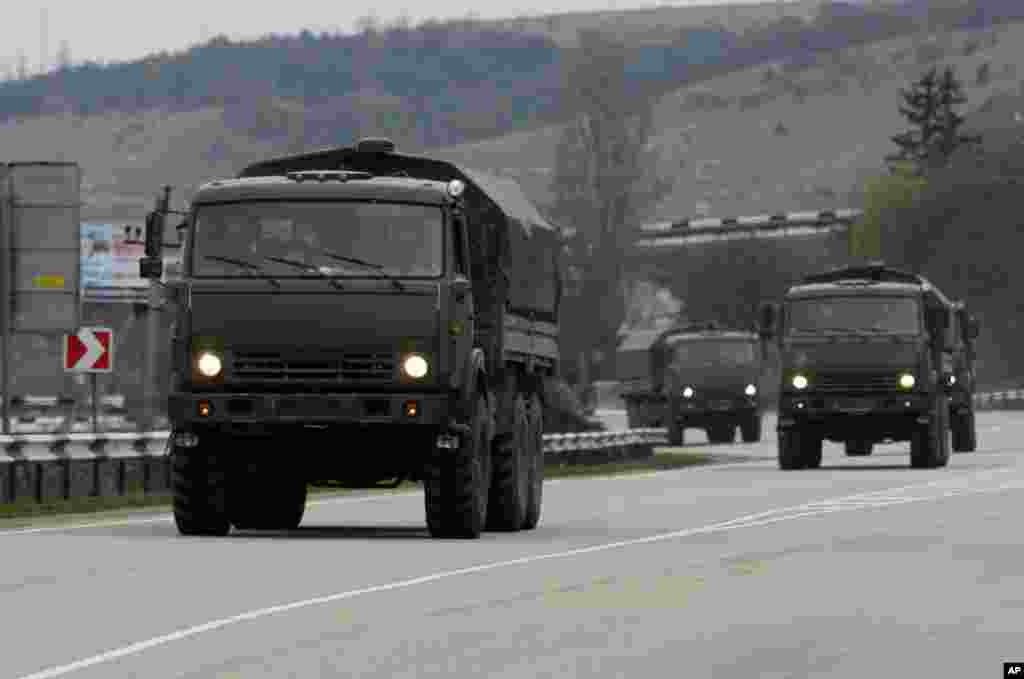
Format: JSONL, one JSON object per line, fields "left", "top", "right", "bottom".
{"left": 707, "top": 425, "right": 735, "bottom": 444}
{"left": 424, "top": 392, "right": 491, "bottom": 539}
{"left": 172, "top": 436, "right": 230, "bottom": 537}
{"left": 522, "top": 393, "right": 545, "bottom": 531}
{"left": 844, "top": 440, "right": 873, "bottom": 457}
{"left": 778, "top": 428, "right": 822, "bottom": 470}
{"left": 486, "top": 392, "right": 529, "bottom": 532}
{"left": 230, "top": 462, "right": 307, "bottom": 531}
{"left": 740, "top": 414, "right": 762, "bottom": 443}
{"left": 951, "top": 407, "right": 977, "bottom": 453}
{"left": 911, "top": 396, "right": 950, "bottom": 469}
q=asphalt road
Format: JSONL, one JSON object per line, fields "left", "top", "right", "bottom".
{"left": 3, "top": 411, "right": 1024, "bottom": 679}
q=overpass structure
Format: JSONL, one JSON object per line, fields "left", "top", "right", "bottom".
{"left": 633, "top": 208, "right": 863, "bottom": 249}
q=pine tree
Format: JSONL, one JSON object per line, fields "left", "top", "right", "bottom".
{"left": 934, "top": 66, "right": 982, "bottom": 167}
{"left": 887, "top": 66, "right": 980, "bottom": 175}
{"left": 887, "top": 67, "right": 941, "bottom": 174}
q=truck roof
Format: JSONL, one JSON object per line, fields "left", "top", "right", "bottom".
{"left": 787, "top": 262, "right": 954, "bottom": 307}
{"left": 192, "top": 175, "right": 451, "bottom": 206}
{"left": 236, "top": 141, "right": 558, "bottom": 238}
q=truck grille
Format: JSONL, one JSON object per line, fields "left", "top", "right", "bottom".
{"left": 815, "top": 373, "right": 899, "bottom": 393}
{"left": 230, "top": 352, "right": 395, "bottom": 383}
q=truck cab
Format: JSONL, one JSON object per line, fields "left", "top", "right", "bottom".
{"left": 652, "top": 322, "right": 763, "bottom": 446}
{"left": 760, "top": 263, "right": 977, "bottom": 470}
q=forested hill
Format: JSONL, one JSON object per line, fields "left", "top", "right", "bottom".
{"left": 3, "top": 0, "right": 1022, "bottom": 153}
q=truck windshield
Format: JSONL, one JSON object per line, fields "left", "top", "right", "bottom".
{"left": 190, "top": 201, "right": 443, "bottom": 278}
{"left": 670, "top": 340, "right": 757, "bottom": 367}
{"left": 786, "top": 296, "right": 921, "bottom": 335}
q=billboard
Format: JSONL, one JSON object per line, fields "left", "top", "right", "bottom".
{"left": 81, "top": 222, "right": 182, "bottom": 302}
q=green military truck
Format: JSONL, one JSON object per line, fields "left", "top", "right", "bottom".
{"left": 759, "top": 263, "right": 979, "bottom": 470}
{"left": 621, "top": 321, "right": 764, "bottom": 446}
{"left": 139, "top": 138, "right": 562, "bottom": 539}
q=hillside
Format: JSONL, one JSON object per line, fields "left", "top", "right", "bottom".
{"left": 433, "top": 18, "right": 1024, "bottom": 222}
{"left": 1, "top": 0, "right": 1022, "bottom": 223}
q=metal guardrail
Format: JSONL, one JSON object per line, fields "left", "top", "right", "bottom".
{"left": 0, "top": 427, "right": 670, "bottom": 506}
{"left": 974, "top": 390, "right": 1024, "bottom": 409}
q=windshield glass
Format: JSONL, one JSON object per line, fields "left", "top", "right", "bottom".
{"left": 786, "top": 296, "right": 921, "bottom": 334}
{"left": 669, "top": 339, "right": 757, "bottom": 367}
{"left": 190, "top": 201, "right": 444, "bottom": 278}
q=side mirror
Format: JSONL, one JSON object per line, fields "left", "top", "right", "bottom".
{"left": 759, "top": 303, "right": 776, "bottom": 339}
{"left": 139, "top": 256, "right": 164, "bottom": 280}
{"left": 144, "top": 211, "right": 164, "bottom": 258}
{"left": 452, "top": 276, "right": 470, "bottom": 302}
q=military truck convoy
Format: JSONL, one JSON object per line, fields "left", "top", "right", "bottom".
{"left": 620, "top": 321, "right": 764, "bottom": 446}
{"left": 139, "top": 138, "right": 562, "bottom": 539}
{"left": 760, "top": 263, "right": 979, "bottom": 470}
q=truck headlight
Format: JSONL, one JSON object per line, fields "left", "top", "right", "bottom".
{"left": 403, "top": 354, "right": 429, "bottom": 379}
{"left": 682, "top": 386, "right": 694, "bottom": 398}
{"left": 898, "top": 373, "right": 915, "bottom": 389}
{"left": 196, "top": 352, "right": 222, "bottom": 378}
{"left": 792, "top": 374, "right": 808, "bottom": 390}
{"left": 745, "top": 384, "right": 757, "bottom": 397}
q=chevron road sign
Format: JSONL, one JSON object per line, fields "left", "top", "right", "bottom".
{"left": 63, "top": 326, "right": 114, "bottom": 373}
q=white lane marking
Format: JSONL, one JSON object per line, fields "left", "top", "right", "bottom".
{"left": 15, "top": 469, "right": 1024, "bottom": 679}
{"left": 0, "top": 458, "right": 766, "bottom": 537}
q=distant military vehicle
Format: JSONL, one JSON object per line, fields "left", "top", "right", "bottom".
{"left": 620, "top": 321, "right": 763, "bottom": 446}
{"left": 760, "top": 262, "right": 979, "bottom": 470}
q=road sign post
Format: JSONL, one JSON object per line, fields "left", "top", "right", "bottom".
{"left": 64, "top": 326, "right": 113, "bottom": 435}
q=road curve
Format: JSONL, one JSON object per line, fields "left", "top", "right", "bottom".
{"left": 3, "top": 412, "right": 1024, "bottom": 679}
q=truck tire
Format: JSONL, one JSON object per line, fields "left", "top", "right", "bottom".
{"left": 778, "top": 428, "right": 822, "bottom": 470}
{"left": 911, "top": 396, "right": 950, "bottom": 469}
{"left": 172, "top": 438, "right": 231, "bottom": 537}
{"left": 424, "top": 392, "right": 490, "bottom": 539}
{"left": 951, "top": 408, "right": 977, "bottom": 453}
{"left": 522, "top": 393, "right": 545, "bottom": 531}
{"left": 741, "top": 414, "right": 762, "bottom": 443}
{"left": 845, "top": 440, "right": 873, "bottom": 456}
{"left": 230, "top": 471, "right": 307, "bottom": 531}
{"left": 667, "top": 417, "right": 684, "bottom": 446}
{"left": 707, "top": 425, "right": 735, "bottom": 444}
{"left": 486, "top": 393, "right": 529, "bottom": 531}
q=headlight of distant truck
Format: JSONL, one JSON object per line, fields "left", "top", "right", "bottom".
{"left": 682, "top": 386, "right": 694, "bottom": 398}
{"left": 898, "top": 372, "right": 915, "bottom": 389}
{"left": 196, "top": 352, "right": 222, "bottom": 378}
{"left": 402, "top": 353, "right": 429, "bottom": 379}
{"left": 745, "top": 384, "right": 757, "bottom": 397}
{"left": 792, "top": 374, "right": 809, "bottom": 390}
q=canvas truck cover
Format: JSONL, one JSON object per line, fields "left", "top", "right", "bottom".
{"left": 237, "top": 146, "right": 562, "bottom": 323}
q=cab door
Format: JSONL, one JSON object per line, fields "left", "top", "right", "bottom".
{"left": 447, "top": 212, "right": 474, "bottom": 388}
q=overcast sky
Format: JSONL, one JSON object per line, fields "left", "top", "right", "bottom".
{"left": 0, "top": 0, "right": 767, "bottom": 77}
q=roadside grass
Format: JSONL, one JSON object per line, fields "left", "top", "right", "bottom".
{"left": 0, "top": 449, "right": 741, "bottom": 527}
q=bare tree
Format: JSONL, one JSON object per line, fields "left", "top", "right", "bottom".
{"left": 549, "top": 29, "right": 673, "bottom": 377}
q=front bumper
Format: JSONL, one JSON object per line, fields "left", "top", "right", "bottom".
{"left": 777, "top": 391, "right": 933, "bottom": 439}
{"left": 168, "top": 391, "right": 452, "bottom": 427}
{"left": 673, "top": 396, "right": 758, "bottom": 424}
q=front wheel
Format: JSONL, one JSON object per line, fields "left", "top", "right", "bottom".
{"left": 424, "top": 393, "right": 491, "bottom": 539}
{"left": 740, "top": 414, "right": 762, "bottom": 443}
{"left": 172, "top": 436, "right": 231, "bottom": 537}
{"left": 951, "top": 408, "right": 977, "bottom": 453}
{"left": 522, "top": 393, "right": 545, "bottom": 531}
{"left": 911, "top": 396, "right": 950, "bottom": 469}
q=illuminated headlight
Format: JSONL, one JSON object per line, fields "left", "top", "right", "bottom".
{"left": 196, "top": 352, "right": 222, "bottom": 378}
{"left": 745, "top": 384, "right": 757, "bottom": 397}
{"left": 898, "top": 373, "right": 915, "bottom": 389}
{"left": 682, "top": 386, "right": 694, "bottom": 398}
{"left": 402, "top": 354, "right": 429, "bottom": 379}
{"left": 447, "top": 179, "right": 465, "bottom": 198}
{"left": 792, "top": 374, "right": 809, "bottom": 390}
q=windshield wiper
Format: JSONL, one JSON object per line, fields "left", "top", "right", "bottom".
{"left": 316, "top": 249, "right": 406, "bottom": 291}
{"left": 203, "top": 255, "right": 281, "bottom": 289}
{"left": 264, "top": 256, "right": 344, "bottom": 290}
